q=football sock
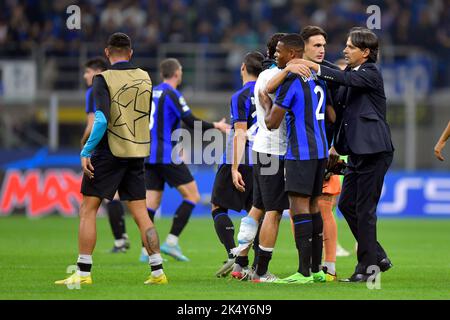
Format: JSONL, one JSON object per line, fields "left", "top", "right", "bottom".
{"left": 165, "top": 233, "right": 178, "bottom": 246}
{"left": 149, "top": 253, "right": 164, "bottom": 277}
{"left": 319, "top": 198, "right": 337, "bottom": 263}
{"left": 212, "top": 208, "right": 236, "bottom": 257}
{"left": 114, "top": 239, "right": 125, "bottom": 247}
{"left": 235, "top": 255, "right": 249, "bottom": 268}
{"left": 77, "top": 254, "right": 92, "bottom": 276}
{"left": 311, "top": 212, "right": 324, "bottom": 273}
{"left": 323, "top": 261, "right": 336, "bottom": 275}
{"left": 147, "top": 208, "right": 156, "bottom": 222}
{"left": 293, "top": 214, "right": 313, "bottom": 277}
{"left": 256, "top": 246, "right": 273, "bottom": 276}
{"left": 106, "top": 200, "right": 126, "bottom": 240}
{"left": 170, "top": 200, "right": 195, "bottom": 236}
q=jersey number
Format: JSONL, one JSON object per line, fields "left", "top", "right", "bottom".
{"left": 314, "top": 86, "right": 325, "bottom": 121}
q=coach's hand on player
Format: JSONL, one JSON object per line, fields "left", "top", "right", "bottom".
{"left": 81, "top": 157, "right": 95, "bottom": 179}
{"left": 213, "top": 118, "right": 231, "bottom": 134}
{"left": 434, "top": 140, "right": 446, "bottom": 161}
{"left": 231, "top": 168, "right": 246, "bottom": 192}
{"left": 286, "top": 59, "right": 312, "bottom": 78}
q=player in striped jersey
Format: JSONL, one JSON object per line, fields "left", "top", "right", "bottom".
{"left": 262, "top": 34, "right": 328, "bottom": 284}
{"left": 211, "top": 52, "right": 265, "bottom": 277}
{"left": 142, "top": 58, "right": 229, "bottom": 262}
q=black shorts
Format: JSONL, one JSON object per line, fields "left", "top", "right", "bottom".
{"left": 211, "top": 164, "right": 253, "bottom": 212}
{"left": 285, "top": 159, "right": 327, "bottom": 197}
{"left": 81, "top": 150, "right": 146, "bottom": 201}
{"left": 144, "top": 163, "right": 194, "bottom": 191}
{"left": 253, "top": 152, "right": 289, "bottom": 212}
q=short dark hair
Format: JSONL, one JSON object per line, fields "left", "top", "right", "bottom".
{"left": 267, "top": 33, "right": 287, "bottom": 59}
{"left": 300, "top": 25, "right": 328, "bottom": 42}
{"left": 279, "top": 34, "right": 305, "bottom": 56}
{"left": 84, "top": 57, "right": 108, "bottom": 71}
{"left": 243, "top": 51, "right": 264, "bottom": 77}
{"left": 107, "top": 32, "right": 132, "bottom": 55}
{"left": 348, "top": 27, "right": 379, "bottom": 63}
{"left": 160, "top": 58, "right": 181, "bottom": 79}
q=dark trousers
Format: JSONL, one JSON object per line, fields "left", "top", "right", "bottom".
{"left": 338, "top": 151, "right": 393, "bottom": 274}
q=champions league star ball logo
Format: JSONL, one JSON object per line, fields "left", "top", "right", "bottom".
{"left": 110, "top": 79, "right": 152, "bottom": 142}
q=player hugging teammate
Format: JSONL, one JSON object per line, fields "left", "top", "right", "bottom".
{"left": 213, "top": 29, "right": 347, "bottom": 284}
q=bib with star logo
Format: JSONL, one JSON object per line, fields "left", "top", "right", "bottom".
{"left": 101, "top": 68, "right": 152, "bottom": 158}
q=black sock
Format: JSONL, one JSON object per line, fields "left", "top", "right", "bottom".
{"left": 147, "top": 208, "right": 156, "bottom": 222}
{"left": 151, "top": 264, "right": 163, "bottom": 272}
{"left": 293, "top": 214, "right": 313, "bottom": 277}
{"left": 106, "top": 200, "right": 126, "bottom": 240}
{"left": 235, "top": 255, "right": 249, "bottom": 268}
{"left": 251, "top": 221, "right": 262, "bottom": 269}
{"left": 77, "top": 262, "right": 92, "bottom": 273}
{"left": 256, "top": 247, "right": 272, "bottom": 276}
{"left": 212, "top": 208, "right": 236, "bottom": 257}
{"left": 170, "top": 200, "right": 195, "bottom": 236}
{"left": 311, "top": 212, "right": 323, "bottom": 273}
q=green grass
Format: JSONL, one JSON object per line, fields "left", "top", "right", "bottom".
{"left": 0, "top": 215, "right": 449, "bottom": 300}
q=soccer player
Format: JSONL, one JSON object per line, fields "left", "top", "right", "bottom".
{"left": 55, "top": 32, "right": 167, "bottom": 285}
{"left": 262, "top": 34, "right": 328, "bottom": 284}
{"left": 229, "top": 33, "right": 289, "bottom": 283}
{"left": 141, "top": 58, "right": 229, "bottom": 262}
{"left": 82, "top": 57, "right": 130, "bottom": 254}
{"left": 211, "top": 51, "right": 264, "bottom": 277}
{"left": 266, "top": 28, "right": 352, "bottom": 279}
{"left": 434, "top": 121, "right": 450, "bottom": 161}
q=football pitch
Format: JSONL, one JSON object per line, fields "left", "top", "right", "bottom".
{"left": 0, "top": 215, "right": 449, "bottom": 300}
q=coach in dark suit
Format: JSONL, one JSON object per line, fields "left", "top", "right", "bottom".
{"left": 299, "top": 27, "right": 394, "bottom": 282}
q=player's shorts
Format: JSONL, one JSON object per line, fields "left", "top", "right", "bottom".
{"left": 322, "top": 174, "right": 342, "bottom": 196}
{"left": 144, "top": 163, "right": 194, "bottom": 191}
{"left": 253, "top": 152, "right": 289, "bottom": 212}
{"left": 211, "top": 164, "right": 253, "bottom": 212}
{"left": 81, "top": 150, "right": 146, "bottom": 201}
{"left": 285, "top": 159, "right": 327, "bottom": 197}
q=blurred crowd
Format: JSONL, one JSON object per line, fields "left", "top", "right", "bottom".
{"left": 0, "top": 0, "right": 449, "bottom": 85}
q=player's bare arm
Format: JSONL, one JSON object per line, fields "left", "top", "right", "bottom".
{"left": 231, "top": 121, "right": 248, "bottom": 192}
{"left": 434, "top": 120, "right": 450, "bottom": 161}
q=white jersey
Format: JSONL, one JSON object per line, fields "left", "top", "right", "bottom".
{"left": 252, "top": 66, "right": 287, "bottom": 156}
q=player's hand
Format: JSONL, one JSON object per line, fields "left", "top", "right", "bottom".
{"left": 434, "top": 141, "right": 446, "bottom": 161}
{"left": 231, "top": 168, "right": 245, "bottom": 192}
{"left": 286, "top": 63, "right": 312, "bottom": 78}
{"left": 258, "top": 89, "right": 272, "bottom": 113}
{"left": 213, "top": 118, "right": 231, "bottom": 134}
{"left": 81, "top": 157, "right": 94, "bottom": 179}
{"left": 327, "top": 146, "right": 340, "bottom": 172}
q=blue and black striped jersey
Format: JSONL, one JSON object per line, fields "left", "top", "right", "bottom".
{"left": 147, "top": 83, "right": 191, "bottom": 164}
{"left": 274, "top": 73, "right": 328, "bottom": 160}
{"left": 223, "top": 81, "right": 258, "bottom": 165}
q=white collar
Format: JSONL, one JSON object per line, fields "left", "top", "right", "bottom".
{"left": 352, "top": 65, "right": 361, "bottom": 71}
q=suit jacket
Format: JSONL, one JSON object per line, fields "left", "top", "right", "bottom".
{"left": 319, "top": 61, "right": 394, "bottom": 155}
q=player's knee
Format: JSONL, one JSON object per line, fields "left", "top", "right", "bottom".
{"left": 184, "top": 191, "right": 200, "bottom": 204}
